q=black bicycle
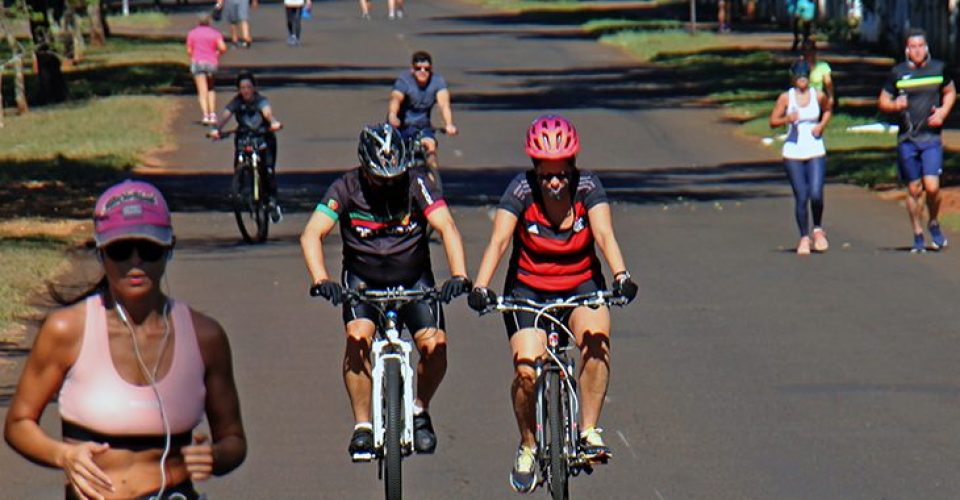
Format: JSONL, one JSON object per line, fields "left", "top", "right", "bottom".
{"left": 480, "top": 291, "right": 625, "bottom": 499}
{"left": 341, "top": 286, "right": 440, "bottom": 500}
{"left": 408, "top": 126, "right": 448, "bottom": 190}
{"left": 231, "top": 132, "right": 273, "bottom": 243}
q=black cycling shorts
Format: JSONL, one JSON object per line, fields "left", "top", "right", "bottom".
{"left": 502, "top": 276, "right": 605, "bottom": 339}
{"left": 342, "top": 268, "right": 445, "bottom": 333}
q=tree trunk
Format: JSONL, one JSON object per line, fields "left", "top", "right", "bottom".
{"left": 4, "top": 32, "right": 28, "bottom": 114}
{"left": 88, "top": 0, "right": 105, "bottom": 46}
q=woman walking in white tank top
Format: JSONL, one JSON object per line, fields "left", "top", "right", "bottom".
{"left": 770, "top": 60, "right": 833, "bottom": 255}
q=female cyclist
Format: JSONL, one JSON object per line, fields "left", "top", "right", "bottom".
{"left": 4, "top": 180, "right": 246, "bottom": 499}
{"left": 467, "top": 114, "right": 637, "bottom": 493}
{"left": 769, "top": 60, "right": 832, "bottom": 255}
{"left": 210, "top": 71, "right": 284, "bottom": 222}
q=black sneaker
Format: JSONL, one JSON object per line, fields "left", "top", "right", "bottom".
{"left": 348, "top": 427, "right": 375, "bottom": 462}
{"left": 413, "top": 412, "right": 437, "bottom": 454}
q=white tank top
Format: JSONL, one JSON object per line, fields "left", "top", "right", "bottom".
{"left": 782, "top": 87, "right": 826, "bottom": 160}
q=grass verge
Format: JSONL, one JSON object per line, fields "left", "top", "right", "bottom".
{"left": 0, "top": 237, "right": 70, "bottom": 336}
{"left": 106, "top": 11, "right": 172, "bottom": 31}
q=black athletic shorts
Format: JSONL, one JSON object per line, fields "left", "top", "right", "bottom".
{"left": 502, "top": 276, "right": 605, "bottom": 339}
{"left": 342, "top": 268, "right": 445, "bottom": 333}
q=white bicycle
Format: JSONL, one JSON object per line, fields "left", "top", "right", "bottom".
{"left": 343, "top": 286, "right": 439, "bottom": 500}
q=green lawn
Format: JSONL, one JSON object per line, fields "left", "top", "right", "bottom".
{"left": 0, "top": 237, "right": 70, "bottom": 335}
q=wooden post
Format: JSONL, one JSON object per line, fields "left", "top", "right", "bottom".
{"left": 690, "top": 0, "right": 697, "bottom": 34}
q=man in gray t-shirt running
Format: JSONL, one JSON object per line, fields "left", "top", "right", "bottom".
{"left": 388, "top": 51, "right": 459, "bottom": 171}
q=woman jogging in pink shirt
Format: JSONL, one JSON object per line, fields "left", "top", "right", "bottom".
{"left": 186, "top": 14, "right": 227, "bottom": 125}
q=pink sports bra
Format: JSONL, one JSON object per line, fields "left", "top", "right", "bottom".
{"left": 59, "top": 295, "right": 206, "bottom": 436}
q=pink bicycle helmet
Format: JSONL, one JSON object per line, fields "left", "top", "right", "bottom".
{"left": 525, "top": 114, "right": 580, "bottom": 160}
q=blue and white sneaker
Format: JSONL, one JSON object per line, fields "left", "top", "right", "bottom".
{"left": 929, "top": 222, "right": 948, "bottom": 250}
{"left": 509, "top": 445, "right": 537, "bottom": 493}
{"left": 911, "top": 233, "right": 926, "bottom": 254}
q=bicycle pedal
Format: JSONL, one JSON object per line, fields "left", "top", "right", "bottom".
{"left": 351, "top": 452, "right": 375, "bottom": 463}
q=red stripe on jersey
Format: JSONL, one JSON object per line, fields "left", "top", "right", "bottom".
{"left": 423, "top": 199, "right": 447, "bottom": 217}
{"left": 515, "top": 201, "right": 599, "bottom": 291}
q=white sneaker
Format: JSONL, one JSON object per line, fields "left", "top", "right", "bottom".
{"left": 509, "top": 445, "right": 537, "bottom": 493}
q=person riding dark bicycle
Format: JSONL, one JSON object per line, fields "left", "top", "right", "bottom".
{"left": 299, "top": 123, "right": 470, "bottom": 461}
{"left": 467, "top": 114, "right": 637, "bottom": 494}
{"left": 209, "top": 71, "right": 283, "bottom": 223}
{"left": 387, "top": 51, "right": 458, "bottom": 174}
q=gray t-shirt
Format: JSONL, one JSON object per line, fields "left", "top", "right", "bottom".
{"left": 393, "top": 71, "right": 447, "bottom": 130}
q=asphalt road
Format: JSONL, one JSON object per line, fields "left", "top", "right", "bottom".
{"left": 4, "top": 0, "right": 960, "bottom": 498}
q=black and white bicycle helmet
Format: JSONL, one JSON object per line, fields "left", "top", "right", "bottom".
{"left": 358, "top": 123, "right": 410, "bottom": 179}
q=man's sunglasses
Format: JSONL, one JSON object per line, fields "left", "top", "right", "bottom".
{"left": 538, "top": 172, "right": 571, "bottom": 183}
{"left": 413, "top": 64, "right": 432, "bottom": 73}
{"left": 102, "top": 240, "right": 168, "bottom": 262}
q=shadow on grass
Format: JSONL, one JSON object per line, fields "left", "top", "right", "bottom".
{"left": 0, "top": 157, "right": 130, "bottom": 218}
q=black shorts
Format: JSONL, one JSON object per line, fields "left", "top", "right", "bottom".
{"left": 502, "top": 277, "right": 605, "bottom": 339}
{"left": 342, "top": 268, "right": 444, "bottom": 333}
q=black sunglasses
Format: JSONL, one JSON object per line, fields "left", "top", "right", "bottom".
{"left": 413, "top": 64, "right": 432, "bottom": 73}
{"left": 103, "top": 240, "right": 168, "bottom": 262}
{"left": 538, "top": 172, "right": 571, "bottom": 183}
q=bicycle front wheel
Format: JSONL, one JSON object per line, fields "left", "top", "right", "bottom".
{"left": 383, "top": 358, "right": 403, "bottom": 500}
{"left": 547, "top": 370, "right": 569, "bottom": 500}
{"left": 232, "top": 160, "right": 269, "bottom": 244}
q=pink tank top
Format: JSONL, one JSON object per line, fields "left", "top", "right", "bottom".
{"left": 59, "top": 295, "right": 206, "bottom": 436}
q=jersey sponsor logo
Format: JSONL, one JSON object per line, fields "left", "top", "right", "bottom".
{"left": 349, "top": 211, "right": 420, "bottom": 239}
{"left": 527, "top": 223, "right": 539, "bottom": 235}
{"left": 417, "top": 178, "right": 435, "bottom": 206}
{"left": 327, "top": 199, "right": 339, "bottom": 211}
{"left": 573, "top": 216, "right": 585, "bottom": 233}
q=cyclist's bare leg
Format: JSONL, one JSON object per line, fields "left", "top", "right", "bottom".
{"left": 193, "top": 74, "right": 210, "bottom": 117}
{"left": 422, "top": 137, "right": 439, "bottom": 168}
{"left": 569, "top": 306, "right": 611, "bottom": 431}
{"left": 412, "top": 327, "right": 447, "bottom": 410}
{"left": 344, "top": 319, "right": 377, "bottom": 423}
{"left": 510, "top": 328, "right": 546, "bottom": 448}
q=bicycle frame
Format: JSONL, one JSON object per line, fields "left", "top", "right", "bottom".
{"left": 369, "top": 309, "right": 415, "bottom": 454}
{"left": 236, "top": 135, "right": 266, "bottom": 202}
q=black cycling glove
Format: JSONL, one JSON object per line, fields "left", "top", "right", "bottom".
{"left": 467, "top": 287, "right": 497, "bottom": 312}
{"left": 310, "top": 280, "right": 344, "bottom": 306}
{"left": 612, "top": 273, "right": 638, "bottom": 304}
{"left": 440, "top": 276, "right": 472, "bottom": 303}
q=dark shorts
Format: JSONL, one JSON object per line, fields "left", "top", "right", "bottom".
{"left": 400, "top": 125, "right": 437, "bottom": 144}
{"left": 66, "top": 481, "right": 200, "bottom": 499}
{"left": 225, "top": 0, "right": 249, "bottom": 23}
{"left": 342, "top": 268, "right": 444, "bottom": 333}
{"left": 897, "top": 137, "right": 943, "bottom": 183}
{"left": 502, "top": 277, "right": 605, "bottom": 339}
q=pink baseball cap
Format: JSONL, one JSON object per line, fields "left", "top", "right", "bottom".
{"left": 93, "top": 180, "right": 173, "bottom": 248}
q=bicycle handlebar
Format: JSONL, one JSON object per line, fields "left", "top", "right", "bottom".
{"left": 479, "top": 290, "right": 626, "bottom": 316}
{"left": 344, "top": 286, "right": 440, "bottom": 305}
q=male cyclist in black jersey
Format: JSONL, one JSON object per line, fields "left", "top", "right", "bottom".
{"left": 300, "top": 123, "right": 471, "bottom": 460}
{"left": 209, "top": 72, "right": 284, "bottom": 222}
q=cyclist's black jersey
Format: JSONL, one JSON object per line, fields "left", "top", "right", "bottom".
{"left": 225, "top": 93, "right": 271, "bottom": 135}
{"left": 315, "top": 166, "right": 446, "bottom": 284}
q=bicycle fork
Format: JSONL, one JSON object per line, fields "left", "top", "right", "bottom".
{"left": 370, "top": 325, "right": 415, "bottom": 456}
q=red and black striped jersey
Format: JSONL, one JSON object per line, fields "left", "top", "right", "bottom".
{"left": 316, "top": 166, "right": 446, "bottom": 284}
{"left": 499, "top": 170, "right": 608, "bottom": 292}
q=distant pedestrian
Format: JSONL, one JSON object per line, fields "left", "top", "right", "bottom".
{"left": 801, "top": 39, "right": 833, "bottom": 109}
{"left": 787, "top": 0, "right": 815, "bottom": 51}
{"left": 878, "top": 29, "right": 956, "bottom": 252}
{"left": 284, "top": 0, "right": 311, "bottom": 45}
{"left": 217, "top": 0, "right": 255, "bottom": 48}
{"left": 717, "top": 0, "right": 731, "bottom": 33}
{"left": 770, "top": 60, "right": 833, "bottom": 255}
{"left": 186, "top": 13, "right": 227, "bottom": 125}
{"left": 358, "top": 0, "right": 403, "bottom": 20}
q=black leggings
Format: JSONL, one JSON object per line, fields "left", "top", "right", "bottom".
{"left": 286, "top": 7, "right": 302, "bottom": 38}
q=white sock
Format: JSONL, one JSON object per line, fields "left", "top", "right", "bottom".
{"left": 354, "top": 422, "right": 372, "bottom": 431}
